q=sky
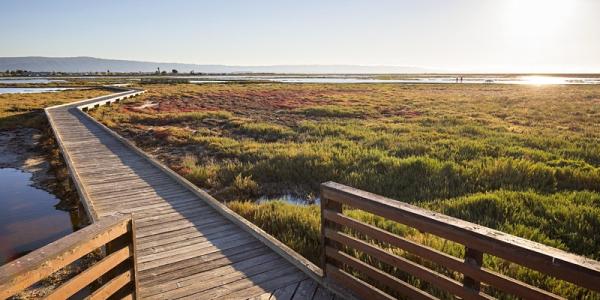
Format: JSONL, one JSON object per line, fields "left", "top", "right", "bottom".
{"left": 1, "top": 0, "right": 599, "bottom": 72}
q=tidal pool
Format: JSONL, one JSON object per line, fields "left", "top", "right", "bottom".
{"left": 0, "top": 168, "right": 75, "bottom": 264}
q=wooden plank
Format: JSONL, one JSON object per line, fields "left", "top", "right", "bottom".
{"left": 135, "top": 220, "right": 232, "bottom": 248}
{"left": 87, "top": 269, "right": 133, "bottom": 300}
{"left": 137, "top": 227, "right": 243, "bottom": 257}
{"left": 321, "top": 181, "right": 600, "bottom": 292}
{"left": 326, "top": 264, "right": 395, "bottom": 300}
{"left": 269, "top": 281, "right": 301, "bottom": 300}
{"left": 137, "top": 231, "right": 252, "bottom": 264}
{"left": 179, "top": 265, "right": 302, "bottom": 299}
{"left": 326, "top": 246, "right": 436, "bottom": 300}
{"left": 325, "top": 228, "right": 491, "bottom": 300}
{"left": 120, "top": 293, "right": 134, "bottom": 300}
{"left": 323, "top": 210, "right": 561, "bottom": 299}
{"left": 138, "top": 242, "right": 268, "bottom": 285}
{"left": 134, "top": 207, "right": 216, "bottom": 229}
{"left": 133, "top": 204, "right": 211, "bottom": 224}
{"left": 137, "top": 236, "right": 258, "bottom": 272}
{"left": 46, "top": 245, "right": 132, "bottom": 299}
{"left": 312, "top": 286, "right": 336, "bottom": 300}
{"left": 291, "top": 278, "right": 319, "bottom": 299}
{"left": 141, "top": 254, "right": 288, "bottom": 298}
{"left": 95, "top": 196, "right": 205, "bottom": 217}
{"left": 0, "top": 215, "right": 130, "bottom": 298}
{"left": 135, "top": 214, "right": 226, "bottom": 239}
{"left": 93, "top": 193, "right": 199, "bottom": 210}
{"left": 223, "top": 270, "right": 314, "bottom": 299}
{"left": 96, "top": 198, "right": 202, "bottom": 218}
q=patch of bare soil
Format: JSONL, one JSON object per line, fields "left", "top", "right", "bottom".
{"left": 0, "top": 128, "right": 53, "bottom": 190}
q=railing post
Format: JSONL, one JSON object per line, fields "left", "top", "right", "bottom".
{"left": 104, "top": 216, "right": 135, "bottom": 297}
{"left": 463, "top": 247, "right": 483, "bottom": 291}
{"left": 321, "top": 185, "right": 343, "bottom": 278}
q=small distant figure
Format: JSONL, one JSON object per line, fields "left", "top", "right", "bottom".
{"left": 460, "top": 76, "right": 463, "bottom": 83}
{"left": 456, "top": 77, "right": 459, "bottom": 83}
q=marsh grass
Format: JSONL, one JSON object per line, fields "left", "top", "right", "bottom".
{"left": 0, "top": 89, "right": 112, "bottom": 130}
{"left": 91, "top": 83, "right": 600, "bottom": 298}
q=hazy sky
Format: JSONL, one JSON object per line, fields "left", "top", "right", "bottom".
{"left": 1, "top": 0, "right": 599, "bottom": 72}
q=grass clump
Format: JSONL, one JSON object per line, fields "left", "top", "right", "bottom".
{"left": 295, "top": 105, "right": 366, "bottom": 118}
{"left": 228, "top": 200, "right": 321, "bottom": 260}
{"left": 236, "top": 122, "right": 294, "bottom": 141}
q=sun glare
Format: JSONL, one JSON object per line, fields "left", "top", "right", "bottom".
{"left": 520, "top": 76, "right": 566, "bottom": 85}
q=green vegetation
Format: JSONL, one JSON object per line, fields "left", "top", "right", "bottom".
{"left": 90, "top": 83, "right": 600, "bottom": 298}
{"left": 0, "top": 89, "right": 111, "bottom": 130}
{"left": 294, "top": 105, "right": 367, "bottom": 118}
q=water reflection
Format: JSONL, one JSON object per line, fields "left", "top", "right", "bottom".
{"left": 0, "top": 168, "right": 77, "bottom": 264}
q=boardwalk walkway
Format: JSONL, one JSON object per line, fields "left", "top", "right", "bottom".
{"left": 45, "top": 89, "right": 341, "bottom": 299}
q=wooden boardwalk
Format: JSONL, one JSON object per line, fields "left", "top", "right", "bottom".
{"left": 45, "top": 89, "right": 342, "bottom": 299}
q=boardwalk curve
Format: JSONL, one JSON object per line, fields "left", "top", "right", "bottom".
{"left": 45, "top": 88, "right": 344, "bottom": 299}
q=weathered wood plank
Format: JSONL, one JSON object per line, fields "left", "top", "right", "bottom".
{"left": 137, "top": 236, "right": 259, "bottom": 271}
{"left": 326, "top": 246, "right": 436, "bottom": 300}
{"left": 291, "top": 278, "right": 319, "bottom": 300}
{"left": 141, "top": 254, "right": 288, "bottom": 298}
{"left": 324, "top": 209, "right": 560, "bottom": 299}
{"left": 138, "top": 242, "right": 268, "bottom": 285}
{"left": 321, "top": 181, "right": 600, "bottom": 292}
{"left": 0, "top": 215, "right": 129, "bottom": 298}
{"left": 87, "top": 269, "right": 133, "bottom": 300}
{"left": 326, "top": 264, "right": 394, "bottom": 300}
{"left": 47, "top": 245, "right": 132, "bottom": 299}
{"left": 325, "top": 228, "right": 490, "bottom": 300}
{"left": 312, "top": 286, "right": 336, "bottom": 300}
{"left": 210, "top": 269, "right": 308, "bottom": 300}
{"left": 269, "top": 281, "right": 301, "bottom": 300}
{"left": 177, "top": 264, "right": 300, "bottom": 299}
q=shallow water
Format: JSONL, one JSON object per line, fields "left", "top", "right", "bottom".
{"left": 0, "top": 87, "right": 76, "bottom": 94}
{"left": 186, "top": 75, "right": 600, "bottom": 85}
{"left": 0, "top": 78, "right": 66, "bottom": 84}
{"left": 0, "top": 168, "right": 75, "bottom": 264}
{"left": 257, "top": 193, "right": 320, "bottom": 205}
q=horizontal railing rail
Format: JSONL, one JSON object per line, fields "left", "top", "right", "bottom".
{"left": 320, "top": 181, "right": 600, "bottom": 300}
{"left": 0, "top": 214, "right": 137, "bottom": 300}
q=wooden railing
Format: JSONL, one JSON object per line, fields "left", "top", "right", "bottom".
{"left": 320, "top": 182, "right": 600, "bottom": 300}
{"left": 0, "top": 214, "right": 137, "bottom": 300}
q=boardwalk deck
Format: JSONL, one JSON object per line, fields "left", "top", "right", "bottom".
{"left": 45, "top": 89, "right": 343, "bottom": 299}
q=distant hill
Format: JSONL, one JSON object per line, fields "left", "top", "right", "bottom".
{"left": 0, "top": 56, "right": 435, "bottom": 74}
